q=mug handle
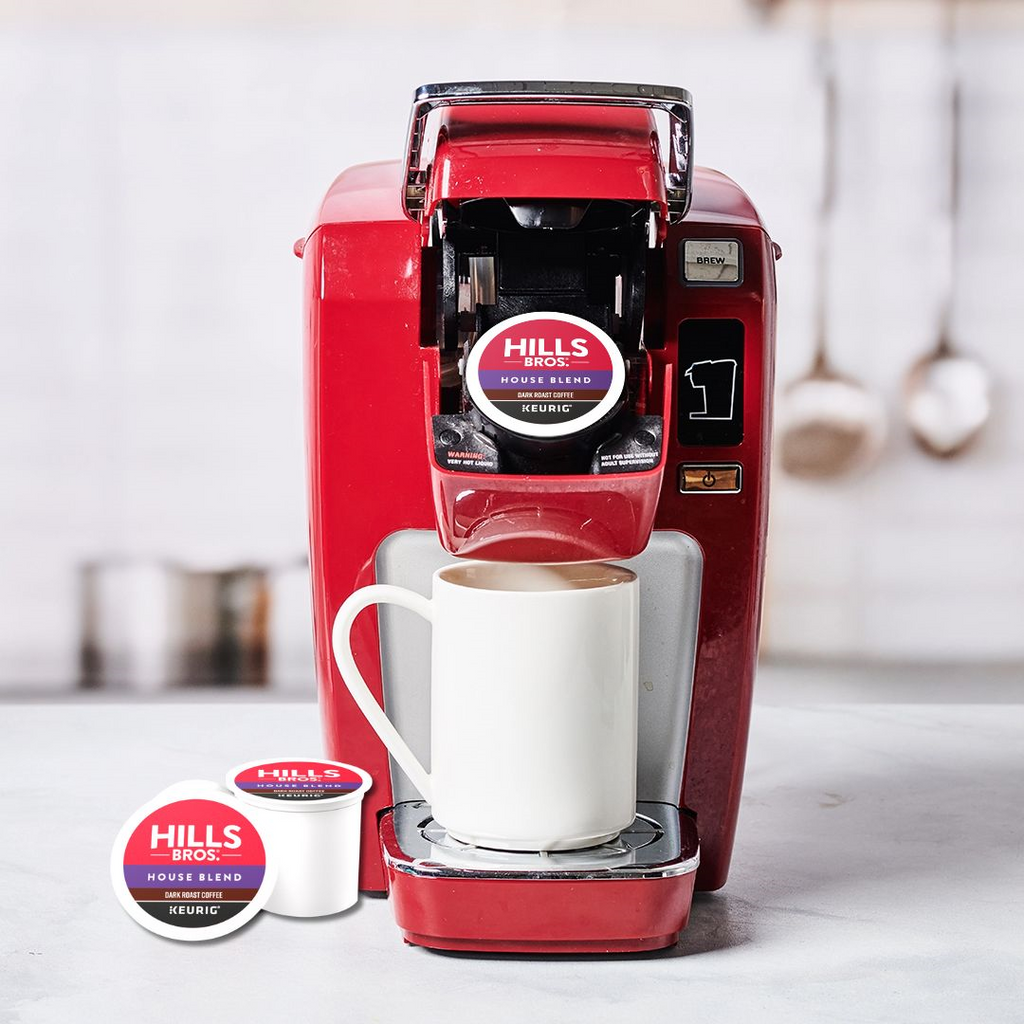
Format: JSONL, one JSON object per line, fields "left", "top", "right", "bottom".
{"left": 331, "top": 585, "right": 433, "bottom": 803}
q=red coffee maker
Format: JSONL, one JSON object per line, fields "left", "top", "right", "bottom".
{"left": 298, "top": 82, "right": 779, "bottom": 953}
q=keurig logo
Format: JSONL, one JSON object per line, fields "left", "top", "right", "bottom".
{"left": 465, "top": 313, "right": 625, "bottom": 439}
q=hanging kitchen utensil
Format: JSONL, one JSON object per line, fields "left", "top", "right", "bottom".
{"left": 904, "top": 3, "right": 991, "bottom": 458}
{"left": 779, "top": 9, "right": 887, "bottom": 480}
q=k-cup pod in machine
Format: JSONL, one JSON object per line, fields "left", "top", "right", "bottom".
{"left": 226, "top": 758, "right": 372, "bottom": 917}
{"left": 111, "top": 781, "right": 277, "bottom": 941}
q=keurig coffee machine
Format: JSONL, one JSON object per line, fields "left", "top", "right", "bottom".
{"left": 298, "top": 82, "right": 779, "bottom": 953}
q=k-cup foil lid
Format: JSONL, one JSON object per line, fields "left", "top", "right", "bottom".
{"left": 226, "top": 758, "right": 372, "bottom": 812}
{"left": 464, "top": 312, "right": 626, "bottom": 439}
{"left": 111, "top": 782, "right": 276, "bottom": 941}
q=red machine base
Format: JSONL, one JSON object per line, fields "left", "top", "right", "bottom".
{"left": 402, "top": 931, "right": 687, "bottom": 955}
{"left": 380, "top": 806, "right": 699, "bottom": 954}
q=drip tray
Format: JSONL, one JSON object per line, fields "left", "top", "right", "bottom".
{"left": 382, "top": 801, "right": 700, "bottom": 880}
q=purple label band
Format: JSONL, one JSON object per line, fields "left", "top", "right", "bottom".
{"left": 237, "top": 781, "right": 361, "bottom": 791}
{"left": 123, "top": 864, "right": 266, "bottom": 888}
{"left": 476, "top": 370, "right": 613, "bottom": 389}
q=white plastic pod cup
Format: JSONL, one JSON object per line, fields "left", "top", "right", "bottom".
{"left": 225, "top": 758, "right": 372, "bottom": 918}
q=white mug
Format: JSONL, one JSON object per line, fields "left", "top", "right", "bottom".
{"left": 331, "top": 561, "right": 639, "bottom": 852}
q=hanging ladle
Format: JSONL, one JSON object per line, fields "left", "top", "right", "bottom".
{"left": 779, "top": 19, "right": 887, "bottom": 480}
{"left": 903, "top": 11, "right": 991, "bottom": 458}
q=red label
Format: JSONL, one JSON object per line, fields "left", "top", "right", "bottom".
{"left": 233, "top": 760, "right": 366, "bottom": 802}
{"left": 121, "top": 798, "right": 266, "bottom": 929}
{"left": 466, "top": 313, "right": 624, "bottom": 437}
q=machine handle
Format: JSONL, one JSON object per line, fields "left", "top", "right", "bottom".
{"left": 403, "top": 80, "right": 694, "bottom": 224}
{"left": 331, "top": 586, "right": 434, "bottom": 803}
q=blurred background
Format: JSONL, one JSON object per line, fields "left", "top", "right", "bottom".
{"left": 1, "top": 0, "right": 1021, "bottom": 699}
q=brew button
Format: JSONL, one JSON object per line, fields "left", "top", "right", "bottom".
{"left": 679, "top": 464, "right": 741, "bottom": 493}
{"left": 682, "top": 239, "right": 741, "bottom": 283}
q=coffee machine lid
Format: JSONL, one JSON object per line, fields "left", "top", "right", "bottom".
{"left": 226, "top": 758, "right": 372, "bottom": 814}
{"left": 403, "top": 82, "right": 694, "bottom": 228}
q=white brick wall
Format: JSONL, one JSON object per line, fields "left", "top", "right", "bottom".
{"left": 1, "top": 5, "right": 1022, "bottom": 687}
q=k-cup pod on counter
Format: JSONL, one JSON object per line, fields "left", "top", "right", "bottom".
{"left": 111, "top": 781, "right": 277, "bottom": 941}
{"left": 226, "top": 758, "right": 372, "bottom": 918}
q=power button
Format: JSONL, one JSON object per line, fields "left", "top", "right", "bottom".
{"left": 679, "top": 463, "right": 742, "bottom": 493}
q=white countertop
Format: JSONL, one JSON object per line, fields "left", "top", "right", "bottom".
{"left": 1, "top": 693, "right": 1022, "bottom": 1023}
